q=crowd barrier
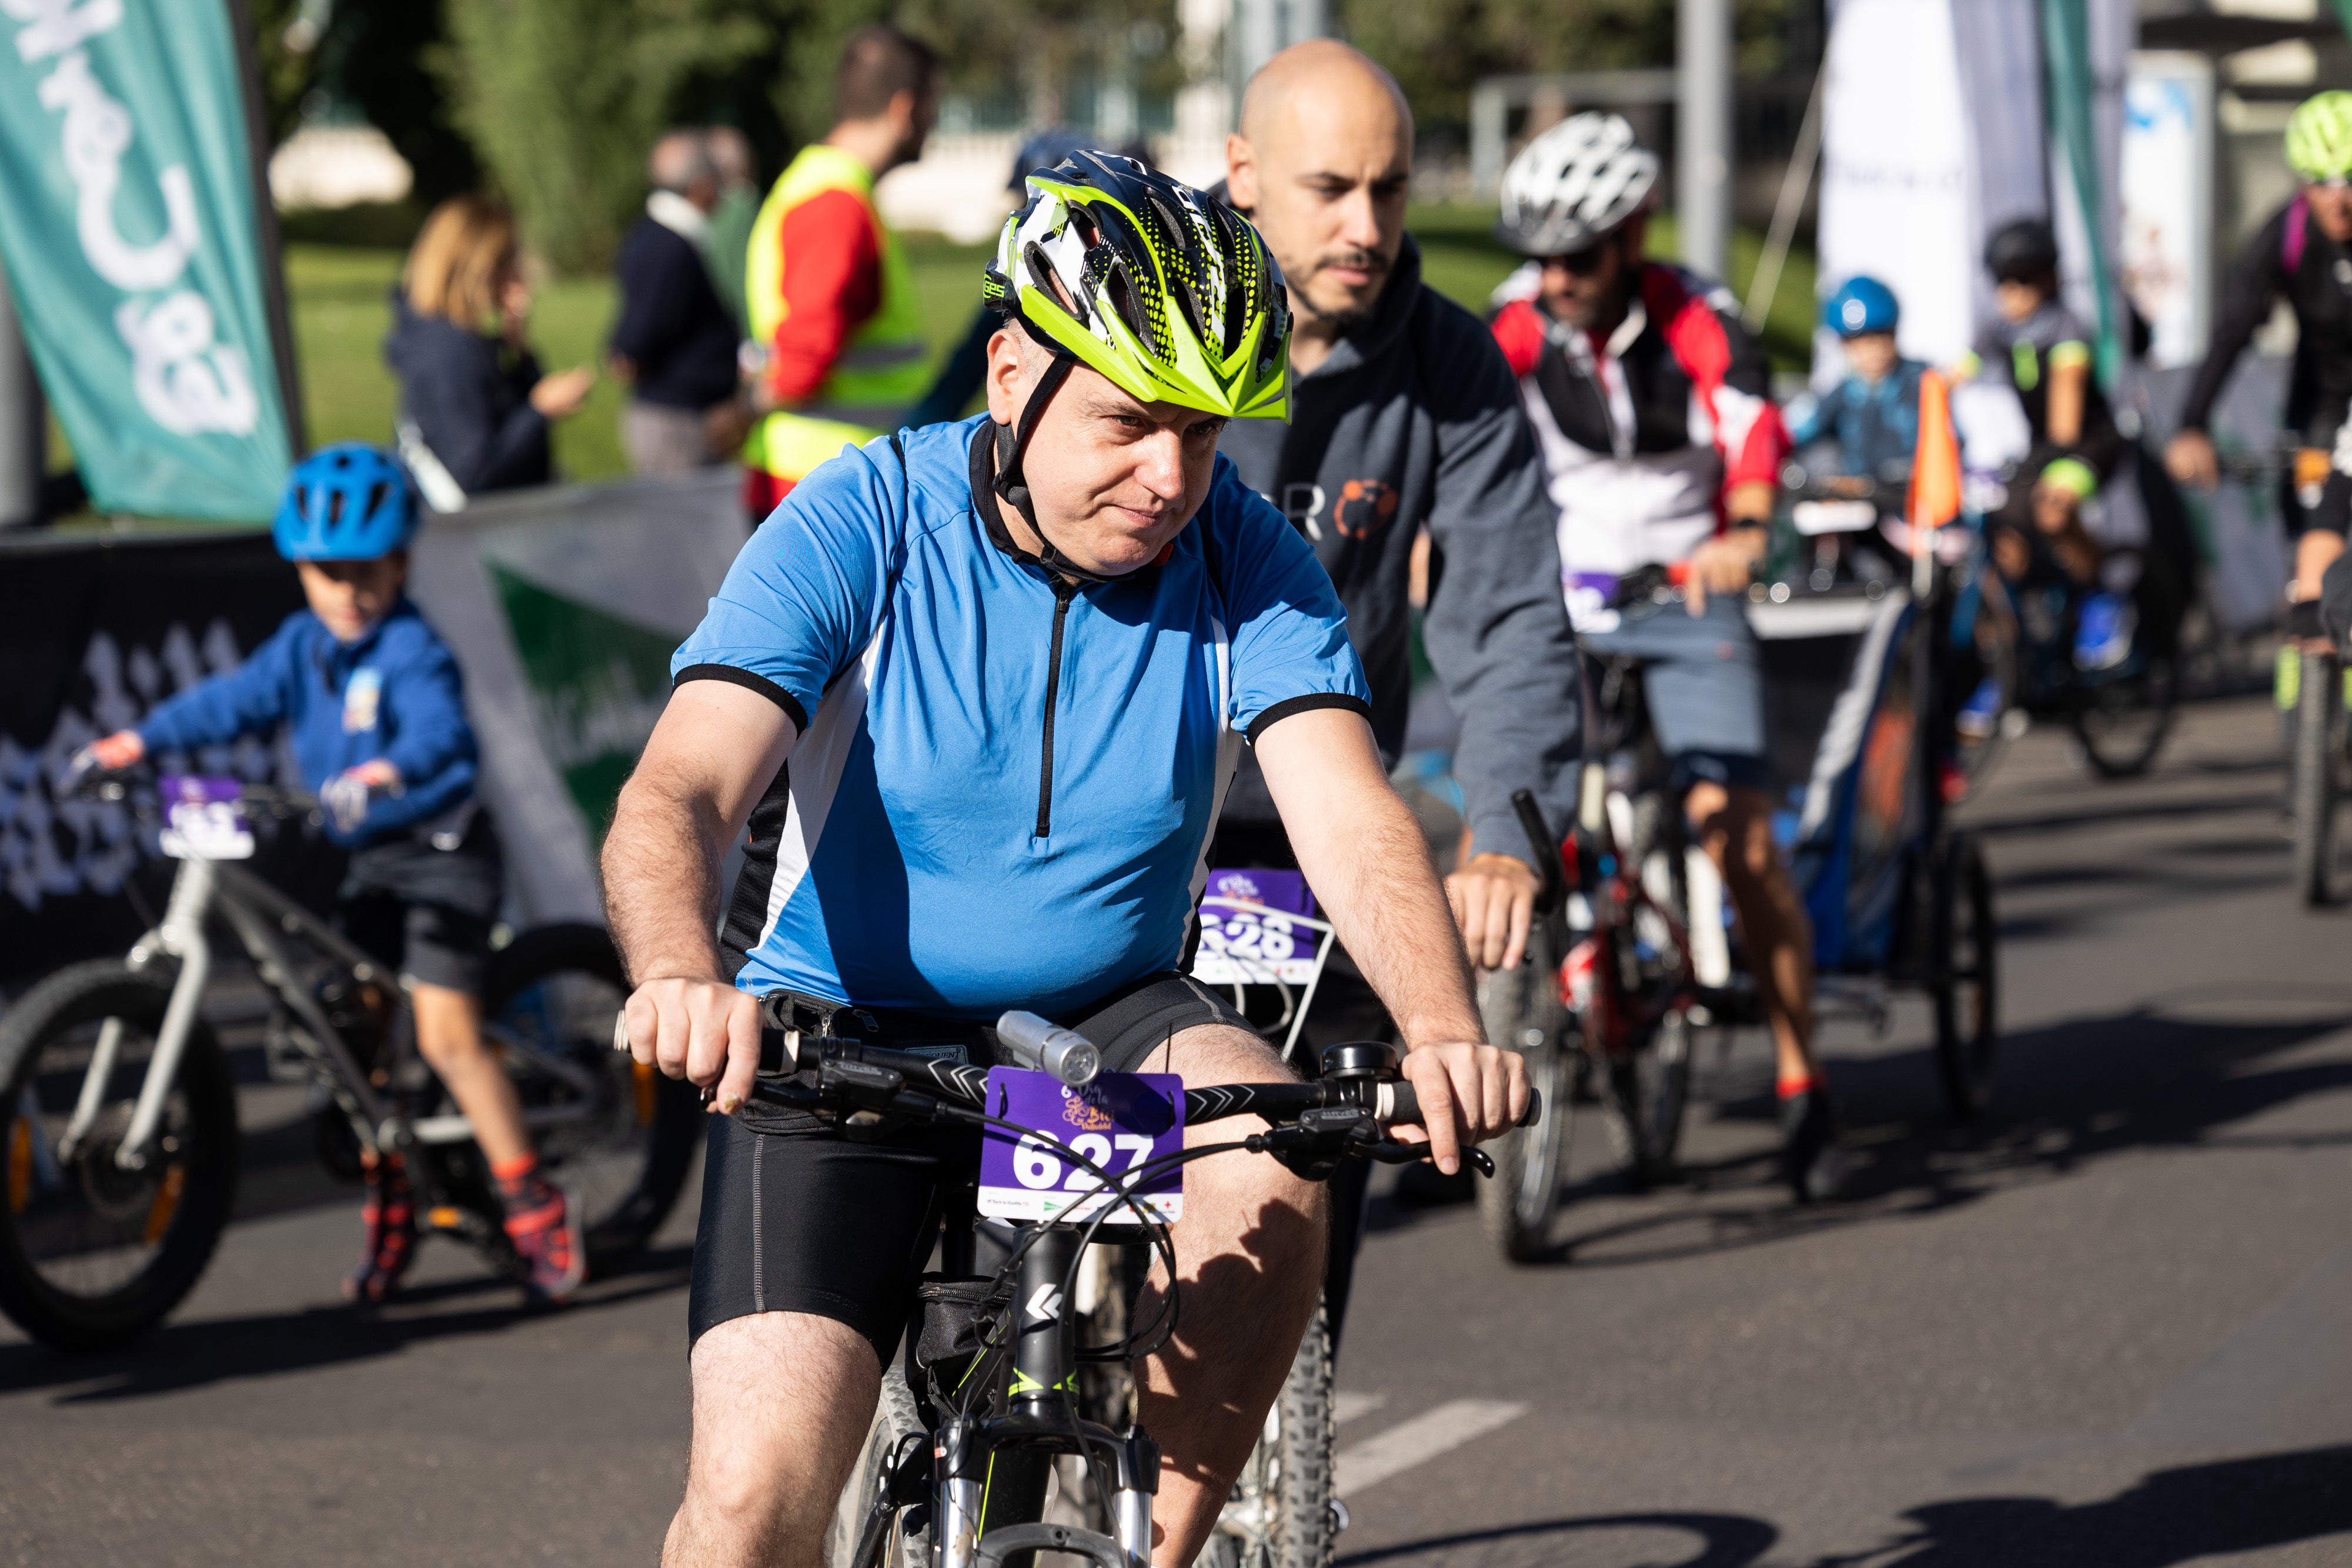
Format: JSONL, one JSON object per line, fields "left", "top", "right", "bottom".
{"left": 0, "top": 471, "right": 747, "bottom": 984}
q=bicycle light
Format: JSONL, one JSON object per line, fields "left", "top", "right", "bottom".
{"left": 995, "top": 1012, "right": 1102, "bottom": 1088}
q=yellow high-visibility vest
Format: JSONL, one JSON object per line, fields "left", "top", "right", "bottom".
{"left": 741, "top": 145, "right": 930, "bottom": 484}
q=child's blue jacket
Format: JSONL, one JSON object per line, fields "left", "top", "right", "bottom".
{"left": 136, "top": 598, "right": 477, "bottom": 847}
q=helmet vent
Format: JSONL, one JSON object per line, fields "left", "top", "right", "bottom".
{"left": 1102, "top": 265, "right": 1151, "bottom": 350}
{"left": 365, "top": 482, "right": 392, "bottom": 526}
{"left": 1025, "top": 242, "right": 1087, "bottom": 326}
{"left": 326, "top": 489, "right": 347, "bottom": 527}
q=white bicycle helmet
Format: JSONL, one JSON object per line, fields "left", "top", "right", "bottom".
{"left": 1495, "top": 112, "right": 1659, "bottom": 256}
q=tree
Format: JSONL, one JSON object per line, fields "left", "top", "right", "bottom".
{"left": 1340, "top": 0, "right": 1808, "bottom": 142}
{"left": 434, "top": 0, "right": 774, "bottom": 272}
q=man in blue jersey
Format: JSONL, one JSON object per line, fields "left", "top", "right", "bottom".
{"left": 603, "top": 156, "right": 1527, "bottom": 1568}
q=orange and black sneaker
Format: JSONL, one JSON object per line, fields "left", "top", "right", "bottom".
{"left": 343, "top": 1149, "right": 417, "bottom": 1305}
{"left": 493, "top": 1155, "right": 584, "bottom": 1307}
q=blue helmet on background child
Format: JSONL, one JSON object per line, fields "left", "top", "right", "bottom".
{"left": 274, "top": 443, "right": 419, "bottom": 561}
{"left": 1823, "top": 276, "right": 1900, "bottom": 338}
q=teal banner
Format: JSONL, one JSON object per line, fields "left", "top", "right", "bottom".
{"left": 0, "top": 0, "right": 295, "bottom": 521}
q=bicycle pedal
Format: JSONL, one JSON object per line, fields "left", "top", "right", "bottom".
{"left": 423, "top": 1205, "right": 466, "bottom": 1232}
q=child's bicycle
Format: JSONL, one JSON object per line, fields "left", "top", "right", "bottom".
{"left": 0, "top": 771, "right": 701, "bottom": 1349}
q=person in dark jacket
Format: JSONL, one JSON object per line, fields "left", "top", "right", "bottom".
{"left": 383, "top": 195, "right": 594, "bottom": 508}
{"left": 2168, "top": 91, "right": 2352, "bottom": 621}
{"left": 609, "top": 129, "right": 750, "bottom": 474}
{"left": 1214, "top": 41, "right": 1584, "bottom": 1317}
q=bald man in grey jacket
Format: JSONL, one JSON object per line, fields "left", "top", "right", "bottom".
{"left": 1211, "top": 40, "right": 1584, "bottom": 1326}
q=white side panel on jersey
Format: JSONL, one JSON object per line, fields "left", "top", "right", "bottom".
{"left": 759, "top": 636, "right": 884, "bottom": 950}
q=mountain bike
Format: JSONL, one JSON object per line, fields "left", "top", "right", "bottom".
{"left": 1474, "top": 587, "right": 1748, "bottom": 1264}
{"left": 719, "top": 1005, "right": 1532, "bottom": 1568}
{"left": 0, "top": 772, "right": 700, "bottom": 1350}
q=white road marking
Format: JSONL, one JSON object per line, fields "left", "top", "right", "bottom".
{"left": 1332, "top": 1390, "right": 1387, "bottom": 1426}
{"left": 1332, "top": 1399, "right": 1529, "bottom": 1498}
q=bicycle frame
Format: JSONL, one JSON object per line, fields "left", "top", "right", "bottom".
{"left": 58, "top": 844, "right": 599, "bottom": 1175}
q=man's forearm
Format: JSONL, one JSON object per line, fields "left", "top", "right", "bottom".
{"left": 603, "top": 771, "right": 730, "bottom": 985}
{"left": 1301, "top": 785, "right": 1484, "bottom": 1048}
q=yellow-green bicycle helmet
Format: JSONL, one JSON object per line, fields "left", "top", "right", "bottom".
{"left": 984, "top": 151, "right": 1292, "bottom": 421}
{"left": 2286, "top": 91, "right": 2352, "bottom": 182}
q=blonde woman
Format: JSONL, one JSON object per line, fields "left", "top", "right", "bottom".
{"left": 383, "top": 195, "right": 594, "bottom": 506}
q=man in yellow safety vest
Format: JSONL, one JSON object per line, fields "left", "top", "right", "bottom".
{"left": 740, "top": 25, "right": 938, "bottom": 517}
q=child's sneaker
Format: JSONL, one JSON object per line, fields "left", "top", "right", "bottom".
{"left": 2074, "top": 591, "right": 2134, "bottom": 671}
{"left": 494, "top": 1156, "right": 584, "bottom": 1307}
{"left": 343, "top": 1149, "right": 416, "bottom": 1305}
{"left": 1955, "top": 676, "right": 2005, "bottom": 741}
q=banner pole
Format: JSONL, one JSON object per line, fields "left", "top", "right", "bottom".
{"left": 0, "top": 263, "right": 39, "bottom": 528}
{"left": 223, "top": 0, "right": 307, "bottom": 459}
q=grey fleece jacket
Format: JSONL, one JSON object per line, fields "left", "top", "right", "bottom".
{"left": 1217, "top": 235, "right": 1583, "bottom": 868}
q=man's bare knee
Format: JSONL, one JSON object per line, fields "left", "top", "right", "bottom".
{"left": 673, "top": 1311, "right": 878, "bottom": 1564}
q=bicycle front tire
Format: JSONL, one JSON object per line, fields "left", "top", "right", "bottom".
{"left": 0, "top": 960, "right": 240, "bottom": 1350}
{"left": 2292, "top": 649, "right": 2341, "bottom": 907}
{"left": 1211, "top": 1300, "right": 1336, "bottom": 1568}
{"left": 827, "top": 1375, "right": 932, "bottom": 1568}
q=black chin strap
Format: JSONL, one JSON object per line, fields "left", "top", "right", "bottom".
{"left": 990, "top": 327, "right": 1121, "bottom": 586}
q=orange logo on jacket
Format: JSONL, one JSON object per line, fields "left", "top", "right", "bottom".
{"left": 1333, "top": 479, "right": 1399, "bottom": 539}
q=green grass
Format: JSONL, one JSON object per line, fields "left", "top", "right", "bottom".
{"left": 283, "top": 237, "right": 1006, "bottom": 484}
{"left": 54, "top": 214, "right": 1818, "bottom": 523}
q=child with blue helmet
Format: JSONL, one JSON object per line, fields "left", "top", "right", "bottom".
{"left": 78, "top": 443, "right": 582, "bottom": 1309}
{"left": 1788, "top": 276, "right": 1929, "bottom": 484}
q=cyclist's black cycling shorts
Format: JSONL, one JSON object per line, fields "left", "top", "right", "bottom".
{"left": 687, "top": 970, "right": 1254, "bottom": 1366}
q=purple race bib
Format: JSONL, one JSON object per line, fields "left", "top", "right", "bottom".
{"left": 977, "top": 1068, "right": 1185, "bottom": 1224}
{"left": 157, "top": 775, "right": 254, "bottom": 860}
{"left": 1194, "top": 868, "right": 1328, "bottom": 987}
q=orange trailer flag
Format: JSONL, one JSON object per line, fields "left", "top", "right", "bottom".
{"left": 1908, "top": 367, "right": 1963, "bottom": 531}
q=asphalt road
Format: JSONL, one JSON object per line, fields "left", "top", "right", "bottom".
{"left": 5, "top": 694, "right": 2350, "bottom": 1567}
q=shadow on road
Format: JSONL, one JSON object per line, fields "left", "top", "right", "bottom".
{"left": 1337, "top": 1511, "right": 1777, "bottom": 1567}
{"left": 1337, "top": 1447, "right": 2352, "bottom": 1567}
{"left": 0, "top": 1243, "right": 692, "bottom": 1402}
{"left": 1817, "top": 1445, "right": 2352, "bottom": 1567}
{"left": 1523, "top": 993, "right": 2352, "bottom": 1269}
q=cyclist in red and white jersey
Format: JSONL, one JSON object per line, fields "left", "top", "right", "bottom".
{"left": 1487, "top": 113, "right": 1844, "bottom": 1201}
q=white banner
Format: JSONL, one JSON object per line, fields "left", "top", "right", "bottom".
{"left": 407, "top": 470, "right": 748, "bottom": 925}
{"left": 1816, "top": 0, "right": 1977, "bottom": 377}
{"left": 2122, "top": 54, "right": 2216, "bottom": 370}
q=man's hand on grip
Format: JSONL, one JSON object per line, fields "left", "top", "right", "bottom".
{"left": 621, "top": 977, "right": 761, "bottom": 1115}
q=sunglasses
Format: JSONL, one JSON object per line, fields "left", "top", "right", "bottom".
{"left": 1541, "top": 245, "right": 1615, "bottom": 276}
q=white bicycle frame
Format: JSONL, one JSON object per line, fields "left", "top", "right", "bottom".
{"left": 56, "top": 845, "right": 599, "bottom": 1173}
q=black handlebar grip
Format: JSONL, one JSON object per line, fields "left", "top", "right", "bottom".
{"left": 1511, "top": 789, "right": 1565, "bottom": 916}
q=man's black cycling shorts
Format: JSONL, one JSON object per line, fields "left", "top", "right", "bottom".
{"left": 686, "top": 970, "right": 1254, "bottom": 1366}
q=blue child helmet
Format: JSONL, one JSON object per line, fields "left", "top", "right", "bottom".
{"left": 273, "top": 443, "right": 419, "bottom": 561}
{"left": 1823, "top": 276, "right": 1900, "bottom": 337}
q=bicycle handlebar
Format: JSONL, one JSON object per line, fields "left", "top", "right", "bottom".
{"left": 1511, "top": 788, "right": 1565, "bottom": 917}
{"left": 737, "top": 1023, "right": 1539, "bottom": 1158}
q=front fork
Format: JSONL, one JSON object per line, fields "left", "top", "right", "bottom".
{"left": 939, "top": 1225, "right": 1160, "bottom": 1568}
{"left": 59, "top": 857, "right": 216, "bottom": 1169}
